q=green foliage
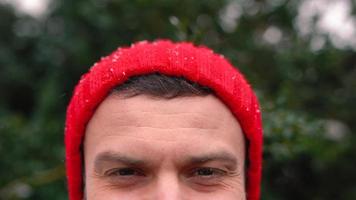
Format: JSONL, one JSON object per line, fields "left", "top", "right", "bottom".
{"left": 0, "top": 0, "right": 355, "bottom": 199}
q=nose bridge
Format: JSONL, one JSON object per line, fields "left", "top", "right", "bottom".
{"left": 155, "top": 170, "right": 182, "bottom": 200}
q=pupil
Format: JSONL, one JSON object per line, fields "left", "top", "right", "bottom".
{"left": 198, "top": 168, "right": 213, "bottom": 176}
{"left": 119, "top": 168, "right": 135, "bottom": 176}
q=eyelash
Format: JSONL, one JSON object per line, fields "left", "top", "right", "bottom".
{"left": 103, "top": 167, "right": 232, "bottom": 189}
{"left": 189, "top": 167, "right": 227, "bottom": 178}
{"left": 105, "top": 167, "right": 145, "bottom": 177}
{"left": 105, "top": 167, "right": 227, "bottom": 178}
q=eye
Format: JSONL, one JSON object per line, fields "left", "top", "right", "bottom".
{"left": 185, "top": 167, "right": 229, "bottom": 188}
{"left": 196, "top": 168, "right": 215, "bottom": 176}
{"left": 103, "top": 167, "right": 147, "bottom": 187}
{"left": 191, "top": 167, "right": 227, "bottom": 178}
{"left": 105, "top": 167, "right": 144, "bottom": 177}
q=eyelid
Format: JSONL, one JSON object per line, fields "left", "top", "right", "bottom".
{"left": 104, "top": 168, "right": 121, "bottom": 176}
{"left": 187, "top": 167, "right": 228, "bottom": 178}
{"left": 104, "top": 167, "right": 145, "bottom": 177}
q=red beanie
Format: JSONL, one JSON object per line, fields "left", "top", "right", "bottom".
{"left": 65, "top": 39, "right": 263, "bottom": 200}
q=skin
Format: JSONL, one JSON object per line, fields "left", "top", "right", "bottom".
{"left": 84, "top": 94, "right": 246, "bottom": 200}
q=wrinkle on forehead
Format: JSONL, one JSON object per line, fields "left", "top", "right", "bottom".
{"left": 104, "top": 111, "right": 221, "bottom": 130}
{"left": 87, "top": 94, "right": 237, "bottom": 132}
{"left": 84, "top": 93, "right": 245, "bottom": 160}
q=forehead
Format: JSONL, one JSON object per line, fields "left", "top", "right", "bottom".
{"left": 86, "top": 93, "right": 240, "bottom": 132}
{"left": 84, "top": 94, "right": 245, "bottom": 161}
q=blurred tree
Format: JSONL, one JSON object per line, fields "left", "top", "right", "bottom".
{"left": 0, "top": 0, "right": 355, "bottom": 199}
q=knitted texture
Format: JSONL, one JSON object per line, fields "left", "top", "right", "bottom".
{"left": 65, "top": 39, "right": 263, "bottom": 200}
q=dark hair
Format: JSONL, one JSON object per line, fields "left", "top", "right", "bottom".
{"left": 111, "top": 73, "right": 213, "bottom": 98}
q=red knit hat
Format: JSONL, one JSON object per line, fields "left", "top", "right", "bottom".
{"left": 65, "top": 39, "right": 263, "bottom": 200}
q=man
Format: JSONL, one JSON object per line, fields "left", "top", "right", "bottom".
{"left": 65, "top": 40, "right": 263, "bottom": 200}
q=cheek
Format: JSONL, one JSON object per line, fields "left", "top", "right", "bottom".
{"left": 189, "top": 192, "right": 245, "bottom": 200}
{"left": 85, "top": 178, "right": 142, "bottom": 200}
{"left": 190, "top": 177, "right": 246, "bottom": 199}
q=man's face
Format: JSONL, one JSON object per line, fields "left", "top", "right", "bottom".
{"left": 84, "top": 94, "right": 246, "bottom": 199}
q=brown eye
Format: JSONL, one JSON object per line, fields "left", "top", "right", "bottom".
{"left": 117, "top": 168, "right": 137, "bottom": 176}
{"left": 106, "top": 168, "right": 144, "bottom": 177}
{"left": 185, "top": 167, "right": 229, "bottom": 189}
{"left": 192, "top": 167, "right": 227, "bottom": 178}
{"left": 103, "top": 167, "right": 147, "bottom": 187}
{"left": 196, "top": 168, "right": 215, "bottom": 176}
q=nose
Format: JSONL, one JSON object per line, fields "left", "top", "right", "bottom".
{"left": 154, "top": 172, "right": 182, "bottom": 200}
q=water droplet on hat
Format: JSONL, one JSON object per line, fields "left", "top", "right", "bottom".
{"left": 173, "top": 51, "right": 179, "bottom": 56}
{"left": 122, "top": 71, "right": 126, "bottom": 76}
{"left": 232, "top": 75, "right": 236, "bottom": 80}
{"left": 112, "top": 54, "right": 120, "bottom": 62}
{"left": 85, "top": 99, "right": 89, "bottom": 103}
{"left": 109, "top": 68, "right": 114, "bottom": 72}
{"left": 256, "top": 109, "right": 260, "bottom": 113}
{"left": 219, "top": 54, "right": 225, "bottom": 58}
{"left": 138, "top": 40, "right": 148, "bottom": 45}
{"left": 184, "top": 57, "right": 188, "bottom": 60}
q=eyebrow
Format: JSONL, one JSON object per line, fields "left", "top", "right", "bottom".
{"left": 94, "top": 151, "right": 146, "bottom": 173}
{"left": 94, "top": 151, "right": 239, "bottom": 172}
{"left": 187, "top": 152, "right": 239, "bottom": 170}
